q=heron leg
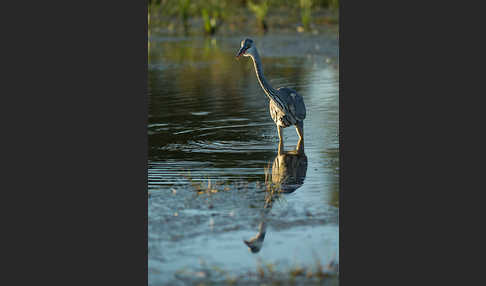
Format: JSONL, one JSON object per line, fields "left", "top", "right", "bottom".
{"left": 295, "top": 121, "right": 304, "bottom": 154}
{"left": 296, "top": 137, "right": 304, "bottom": 155}
{"left": 296, "top": 121, "right": 304, "bottom": 141}
{"left": 278, "top": 140, "right": 284, "bottom": 155}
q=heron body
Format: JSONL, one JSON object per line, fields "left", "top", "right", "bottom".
{"left": 236, "top": 38, "right": 306, "bottom": 146}
{"left": 269, "top": 87, "right": 305, "bottom": 127}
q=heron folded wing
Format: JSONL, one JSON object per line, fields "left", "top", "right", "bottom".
{"left": 289, "top": 104, "right": 296, "bottom": 116}
{"left": 275, "top": 87, "right": 306, "bottom": 122}
{"left": 294, "top": 94, "right": 306, "bottom": 121}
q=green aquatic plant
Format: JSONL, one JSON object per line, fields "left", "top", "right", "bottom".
{"left": 328, "top": 0, "right": 339, "bottom": 10}
{"left": 315, "top": 0, "right": 339, "bottom": 9}
{"left": 148, "top": 4, "right": 151, "bottom": 58}
{"left": 247, "top": 0, "right": 269, "bottom": 32}
{"left": 148, "top": 0, "right": 164, "bottom": 31}
{"left": 300, "top": 0, "right": 313, "bottom": 31}
{"left": 148, "top": 0, "right": 338, "bottom": 36}
{"left": 200, "top": 0, "right": 228, "bottom": 35}
{"left": 201, "top": 8, "right": 219, "bottom": 35}
{"left": 177, "top": 0, "right": 191, "bottom": 34}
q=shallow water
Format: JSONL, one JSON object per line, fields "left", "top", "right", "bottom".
{"left": 148, "top": 34, "right": 339, "bottom": 284}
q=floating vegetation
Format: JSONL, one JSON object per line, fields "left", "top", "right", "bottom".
{"left": 174, "top": 257, "right": 338, "bottom": 285}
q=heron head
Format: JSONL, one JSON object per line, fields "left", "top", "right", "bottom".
{"left": 236, "top": 38, "right": 254, "bottom": 58}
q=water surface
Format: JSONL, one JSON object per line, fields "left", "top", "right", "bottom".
{"left": 148, "top": 34, "right": 339, "bottom": 285}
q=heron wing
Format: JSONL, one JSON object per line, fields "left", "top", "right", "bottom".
{"left": 277, "top": 88, "right": 306, "bottom": 121}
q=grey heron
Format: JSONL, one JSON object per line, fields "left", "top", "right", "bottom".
{"left": 236, "top": 38, "right": 306, "bottom": 149}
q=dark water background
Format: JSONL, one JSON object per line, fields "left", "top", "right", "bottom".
{"left": 148, "top": 34, "right": 339, "bottom": 284}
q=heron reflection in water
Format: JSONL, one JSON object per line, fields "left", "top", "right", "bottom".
{"left": 244, "top": 141, "right": 307, "bottom": 253}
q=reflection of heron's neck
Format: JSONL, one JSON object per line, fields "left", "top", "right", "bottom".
{"left": 249, "top": 50, "right": 285, "bottom": 111}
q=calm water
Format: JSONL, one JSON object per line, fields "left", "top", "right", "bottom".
{"left": 148, "top": 34, "right": 339, "bottom": 285}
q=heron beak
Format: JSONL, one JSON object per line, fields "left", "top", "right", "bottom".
{"left": 236, "top": 46, "right": 246, "bottom": 59}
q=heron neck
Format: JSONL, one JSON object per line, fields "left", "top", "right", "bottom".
{"left": 249, "top": 50, "right": 277, "bottom": 98}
